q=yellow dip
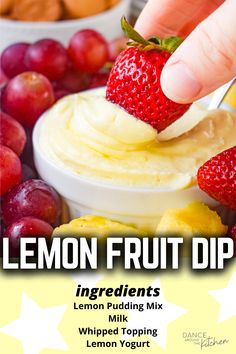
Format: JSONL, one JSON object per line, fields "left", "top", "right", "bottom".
{"left": 39, "top": 89, "right": 236, "bottom": 189}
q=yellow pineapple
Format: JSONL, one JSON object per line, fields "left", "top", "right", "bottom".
{"left": 156, "top": 202, "right": 228, "bottom": 237}
{"left": 224, "top": 84, "right": 236, "bottom": 110}
{"left": 53, "top": 215, "right": 144, "bottom": 237}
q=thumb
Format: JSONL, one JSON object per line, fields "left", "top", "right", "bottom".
{"left": 161, "top": 0, "right": 236, "bottom": 103}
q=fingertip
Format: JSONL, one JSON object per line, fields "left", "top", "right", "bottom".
{"left": 161, "top": 61, "right": 202, "bottom": 103}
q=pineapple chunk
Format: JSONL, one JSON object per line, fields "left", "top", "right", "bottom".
{"left": 53, "top": 215, "right": 143, "bottom": 237}
{"left": 156, "top": 202, "right": 228, "bottom": 237}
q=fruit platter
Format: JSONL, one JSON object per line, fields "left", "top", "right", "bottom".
{"left": 0, "top": 15, "right": 236, "bottom": 258}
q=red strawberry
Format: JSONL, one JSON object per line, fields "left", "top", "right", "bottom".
{"left": 106, "top": 17, "right": 191, "bottom": 132}
{"left": 197, "top": 146, "right": 236, "bottom": 212}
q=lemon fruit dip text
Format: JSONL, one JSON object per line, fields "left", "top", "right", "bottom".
{"left": 39, "top": 89, "right": 236, "bottom": 189}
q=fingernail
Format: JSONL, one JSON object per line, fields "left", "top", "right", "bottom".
{"left": 161, "top": 61, "right": 202, "bottom": 103}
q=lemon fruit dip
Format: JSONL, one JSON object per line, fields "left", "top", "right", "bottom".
{"left": 39, "top": 88, "right": 236, "bottom": 189}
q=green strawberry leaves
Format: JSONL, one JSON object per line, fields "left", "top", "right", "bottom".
{"left": 148, "top": 36, "right": 183, "bottom": 53}
{"left": 121, "top": 16, "right": 150, "bottom": 47}
{"left": 121, "top": 16, "right": 183, "bottom": 54}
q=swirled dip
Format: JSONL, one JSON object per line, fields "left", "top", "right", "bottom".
{"left": 39, "top": 89, "right": 236, "bottom": 189}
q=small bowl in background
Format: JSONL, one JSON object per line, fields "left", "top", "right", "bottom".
{"left": 0, "top": 0, "right": 131, "bottom": 51}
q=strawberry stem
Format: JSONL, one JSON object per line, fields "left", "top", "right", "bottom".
{"left": 121, "top": 16, "right": 150, "bottom": 47}
{"left": 121, "top": 16, "right": 183, "bottom": 53}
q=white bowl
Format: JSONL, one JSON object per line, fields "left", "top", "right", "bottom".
{"left": 33, "top": 115, "right": 218, "bottom": 231}
{"left": 0, "top": 0, "right": 131, "bottom": 51}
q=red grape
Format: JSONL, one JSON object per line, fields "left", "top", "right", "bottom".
{"left": 0, "top": 145, "right": 22, "bottom": 197}
{"left": 0, "top": 85, "right": 6, "bottom": 103}
{"left": 54, "top": 67, "right": 89, "bottom": 93}
{"left": 88, "top": 71, "right": 110, "bottom": 89}
{"left": 2, "top": 179, "right": 61, "bottom": 226}
{"left": 22, "top": 164, "right": 38, "bottom": 182}
{"left": 1, "top": 72, "right": 55, "bottom": 127}
{"left": 68, "top": 29, "right": 109, "bottom": 73}
{"left": 20, "top": 128, "right": 35, "bottom": 168}
{"left": 108, "top": 36, "right": 127, "bottom": 61}
{"left": 4, "top": 217, "right": 53, "bottom": 256}
{"left": 1, "top": 43, "right": 30, "bottom": 78}
{"left": 54, "top": 88, "right": 70, "bottom": 101}
{"left": 25, "top": 39, "right": 69, "bottom": 80}
{"left": 0, "top": 111, "right": 26, "bottom": 156}
{"left": 0, "top": 65, "right": 8, "bottom": 86}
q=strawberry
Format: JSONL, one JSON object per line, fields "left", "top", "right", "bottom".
{"left": 106, "top": 17, "right": 191, "bottom": 132}
{"left": 197, "top": 146, "right": 236, "bottom": 212}
{"left": 231, "top": 225, "right": 236, "bottom": 237}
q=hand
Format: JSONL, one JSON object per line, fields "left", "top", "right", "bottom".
{"left": 135, "top": 0, "right": 236, "bottom": 103}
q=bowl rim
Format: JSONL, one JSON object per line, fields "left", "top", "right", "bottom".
{"left": 0, "top": 0, "right": 129, "bottom": 28}
{"left": 33, "top": 103, "right": 200, "bottom": 195}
